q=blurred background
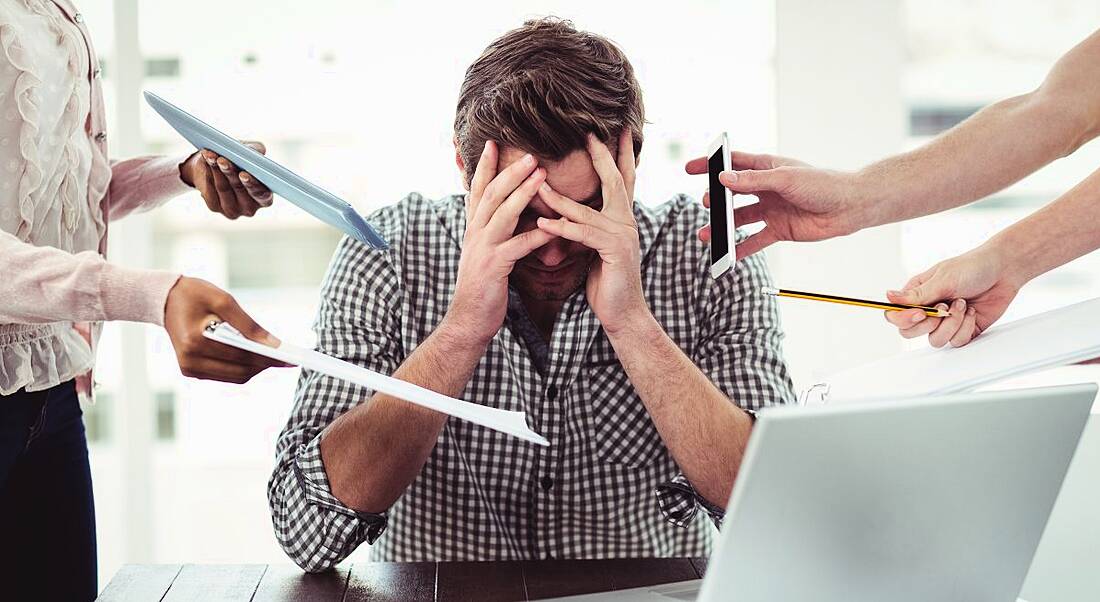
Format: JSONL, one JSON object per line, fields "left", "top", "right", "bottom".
{"left": 76, "top": 0, "right": 1099, "bottom": 598}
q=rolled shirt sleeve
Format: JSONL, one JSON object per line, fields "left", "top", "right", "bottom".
{"left": 655, "top": 240, "right": 796, "bottom": 528}
{"left": 269, "top": 425, "right": 387, "bottom": 572}
{"left": 268, "top": 229, "right": 406, "bottom": 572}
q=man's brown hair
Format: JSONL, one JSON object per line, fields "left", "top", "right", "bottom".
{"left": 454, "top": 17, "right": 645, "bottom": 185}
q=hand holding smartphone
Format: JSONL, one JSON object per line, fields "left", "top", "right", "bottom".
{"left": 708, "top": 132, "right": 737, "bottom": 279}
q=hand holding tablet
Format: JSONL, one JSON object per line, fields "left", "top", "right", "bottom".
{"left": 145, "top": 91, "right": 389, "bottom": 250}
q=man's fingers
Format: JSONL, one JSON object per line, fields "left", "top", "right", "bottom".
{"left": 537, "top": 216, "right": 613, "bottom": 251}
{"left": 538, "top": 182, "right": 621, "bottom": 232}
{"left": 884, "top": 308, "right": 928, "bottom": 328}
{"left": 484, "top": 168, "right": 546, "bottom": 236}
{"left": 734, "top": 228, "right": 778, "bottom": 260}
{"left": 242, "top": 140, "right": 267, "bottom": 155}
{"left": 718, "top": 169, "right": 789, "bottom": 195}
{"left": 949, "top": 307, "right": 979, "bottom": 347}
{"left": 500, "top": 227, "right": 557, "bottom": 261}
{"left": 702, "top": 190, "right": 709, "bottom": 208}
{"left": 733, "top": 201, "right": 765, "bottom": 226}
{"left": 729, "top": 151, "right": 778, "bottom": 170}
{"left": 887, "top": 271, "right": 948, "bottom": 307}
{"left": 697, "top": 224, "right": 711, "bottom": 243}
{"left": 685, "top": 155, "right": 708, "bottom": 174}
{"left": 586, "top": 133, "right": 631, "bottom": 221}
{"left": 928, "top": 299, "right": 967, "bottom": 348}
{"left": 469, "top": 140, "right": 497, "bottom": 218}
{"left": 900, "top": 268, "right": 933, "bottom": 294}
{"left": 616, "top": 128, "right": 636, "bottom": 198}
{"left": 898, "top": 311, "right": 943, "bottom": 339}
{"left": 685, "top": 150, "right": 775, "bottom": 174}
{"left": 475, "top": 152, "right": 537, "bottom": 227}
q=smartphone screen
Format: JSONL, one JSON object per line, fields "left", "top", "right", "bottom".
{"left": 709, "top": 146, "right": 729, "bottom": 266}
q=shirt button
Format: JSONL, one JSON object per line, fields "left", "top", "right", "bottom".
{"left": 539, "top": 476, "right": 554, "bottom": 491}
{"left": 546, "top": 384, "right": 558, "bottom": 402}
{"left": 74, "top": 13, "right": 84, "bottom": 23}
{"left": 95, "top": 132, "right": 107, "bottom": 142}
{"left": 94, "top": 67, "right": 102, "bottom": 79}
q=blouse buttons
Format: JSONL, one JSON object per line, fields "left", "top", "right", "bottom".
{"left": 95, "top": 132, "right": 107, "bottom": 143}
{"left": 74, "top": 13, "right": 84, "bottom": 23}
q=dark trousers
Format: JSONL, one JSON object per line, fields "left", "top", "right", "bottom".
{"left": 0, "top": 381, "right": 97, "bottom": 601}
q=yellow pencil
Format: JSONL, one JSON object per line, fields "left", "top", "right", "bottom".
{"left": 761, "top": 286, "right": 951, "bottom": 317}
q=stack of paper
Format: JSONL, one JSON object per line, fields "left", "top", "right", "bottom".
{"left": 204, "top": 323, "right": 549, "bottom": 446}
{"left": 812, "top": 297, "right": 1100, "bottom": 403}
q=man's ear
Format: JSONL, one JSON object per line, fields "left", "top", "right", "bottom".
{"left": 453, "top": 137, "right": 470, "bottom": 191}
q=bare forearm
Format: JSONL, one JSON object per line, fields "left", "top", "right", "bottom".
{"left": 320, "top": 320, "right": 489, "bottom": 513}
{"left": 606, "top": 313, "right": 753, "bottom": 508}
{"left": 859, "top": 29, "right": 1100, "bottom": 226}
{"left": 989, "top": 166, "right": 1100, "bottom": 287}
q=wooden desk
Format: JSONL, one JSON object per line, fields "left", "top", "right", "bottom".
{"left": 98, "top": 557, "right": 709, "bottom": 601}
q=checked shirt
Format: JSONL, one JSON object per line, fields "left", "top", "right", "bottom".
{"left": 268, "top": 193, "right": 795, "bottom": 571}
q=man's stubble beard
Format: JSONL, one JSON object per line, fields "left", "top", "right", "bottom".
{"left": 512, "top": 256, "right": 594, "bottom": 301}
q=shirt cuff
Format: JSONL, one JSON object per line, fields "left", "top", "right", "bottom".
{"left": 160, "top": 154, "right": 196, "bottom": 196}
{"left": 98, "top": 264, "right": 181, "bottom": 326}
{"left": 655, "top": 473, "right": 726, "bottom": 529}
{"left": 295, "top": 434, "right": 388, "bottom": 547}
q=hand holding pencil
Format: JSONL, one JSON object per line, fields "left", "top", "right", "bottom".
{"left": 765, "top": 243, "right": 1021, "bottom": 349}
{"left": 883, "top": 244, "right": 1022, "bottom": 348}
{"left": 763, "top": 287, "right": 951, "bottom": 317}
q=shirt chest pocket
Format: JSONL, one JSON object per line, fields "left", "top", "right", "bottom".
{"left": 577, "top": 341, "right": 667, "bottom": 468}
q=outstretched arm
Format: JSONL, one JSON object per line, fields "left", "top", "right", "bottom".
{"left": 687, "top": 27, "right": 1100, "bottom": 258}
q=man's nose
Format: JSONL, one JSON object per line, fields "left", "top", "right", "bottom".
{"left": 534, "top": 237, "right": 570, "bottom": 267}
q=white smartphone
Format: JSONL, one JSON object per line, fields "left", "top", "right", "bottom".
{"left": 707, "top": 132, "right": 736, "bottom": 279}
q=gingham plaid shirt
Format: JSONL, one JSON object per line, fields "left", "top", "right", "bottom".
{"left": 269, "top": 193, "right": 795, "bottom": 571}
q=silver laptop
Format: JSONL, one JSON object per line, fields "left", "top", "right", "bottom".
{"left": 545, "top": 384, "right": 1095, "bottom": 602}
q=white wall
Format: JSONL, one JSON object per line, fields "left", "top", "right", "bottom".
{"left": 771, "top": 0, "right": 906, "bottom": 392}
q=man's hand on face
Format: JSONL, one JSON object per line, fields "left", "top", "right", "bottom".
{"left": 536, "top": 130, "right": 648, "bottom": 335}
{"left": 444, "top": 140, "right": 558, "bottom": 344}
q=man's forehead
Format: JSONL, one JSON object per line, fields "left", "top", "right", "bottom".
{"left": 498, "top": 146, "right": 602, "bottom": 203}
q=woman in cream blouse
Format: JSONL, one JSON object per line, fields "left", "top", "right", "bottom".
{"left": 0, "top": 2, "right": 287, "bottom": 599}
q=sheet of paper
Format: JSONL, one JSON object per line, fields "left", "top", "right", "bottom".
{"left": 819, "top": 296, "right": 1100, "bottom": 403}
{"left": 204, "top": 323, "right": 549, "bottom": 446}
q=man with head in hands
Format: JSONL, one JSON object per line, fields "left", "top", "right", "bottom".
{"left": 269, "top": 18, "right": 794, "bottom": 570}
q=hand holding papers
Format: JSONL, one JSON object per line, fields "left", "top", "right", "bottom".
{"left": 810, "top": 296, "right": 1100, "bottom": 403}
{"left": 203, "top": 322, "right": 549, "bottom": 446}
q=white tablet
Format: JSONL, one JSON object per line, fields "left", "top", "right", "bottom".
{"left": 144, "top": 91, "right": 389, "bottom": 250}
